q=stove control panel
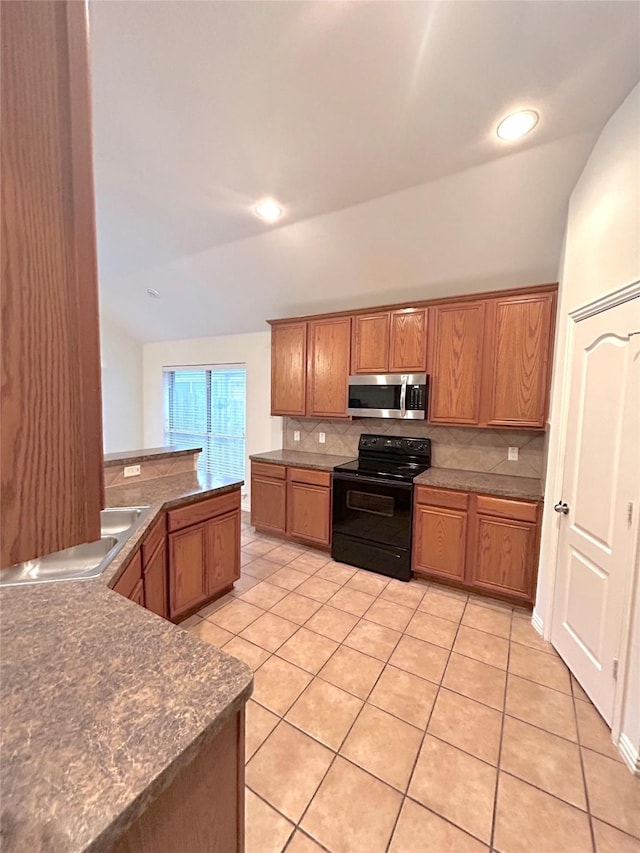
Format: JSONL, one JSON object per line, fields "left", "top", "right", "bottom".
{"left": 358, "top": 434, "right": 431, "bottom": 460}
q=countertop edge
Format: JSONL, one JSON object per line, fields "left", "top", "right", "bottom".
{"left": 104, "top": 446, "right": 203, "bottom": 467}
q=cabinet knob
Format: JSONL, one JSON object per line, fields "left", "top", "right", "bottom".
{"left": 554, "top": 501, "right": 570, "bottom": 515}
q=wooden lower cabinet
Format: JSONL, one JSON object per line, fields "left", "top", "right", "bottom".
{"left": 412, "top": 505, "right": 467, "bottom": 581}
{"left": 287, "top": 481, "right": 331, "bottom": 546}
{"left": 169, "top": 522, "right": 208, "bottom": 618}
{"left": 207, "top": 510, "right": 241, "bottom": 596}
{"left": 251, "top": 461, "right": 332, "bottom": 548}
{"left": 143, "top": 539, "right": 168, "bottom": 619}
{"left": 413, "top": 488, "right": 541, "bottom": 604}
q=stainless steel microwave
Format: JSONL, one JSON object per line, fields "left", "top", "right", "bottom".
{"left": 347, "top": 374, "right": 428, "bottom": 419}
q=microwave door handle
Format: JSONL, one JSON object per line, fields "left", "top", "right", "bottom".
{"left": 400, "top": 375, "right": 407, "bottom": 418}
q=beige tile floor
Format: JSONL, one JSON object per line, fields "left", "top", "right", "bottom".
{"left": 184, "top": 513, "right": 640, "bottom": 853}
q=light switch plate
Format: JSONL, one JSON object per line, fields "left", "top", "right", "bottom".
{"left": 124, "top": 464, "right": 141, "bottom": 478}
{"left": 294, "top": 430, "right": 300, "bottom": 442}
{"left": 508, "top": 447, "right": 519, "bottom": 461}
{"left": 318, "top": 432, "right": 326, "bottom": 444}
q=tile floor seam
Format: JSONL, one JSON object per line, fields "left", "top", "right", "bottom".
{"left": 401, "top": 794, "right": 493, "bottom": 850}
{"left": 246, "top": 786, "right": 297, "bottom": 846}
{"left": 571, "top": 677, "right": 598, "bottom": 853}
{"left": 489, "top": 606, "right": 513, "bottom": 852}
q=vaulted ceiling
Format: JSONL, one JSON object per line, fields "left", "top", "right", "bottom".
{"left": 90, "top": 0, "right": 640, "bottom": 342}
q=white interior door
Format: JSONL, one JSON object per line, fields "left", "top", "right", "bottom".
{"left": 551, "top": 296, "right": 640, "bottom": 724}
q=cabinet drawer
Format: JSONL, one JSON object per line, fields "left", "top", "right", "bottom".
{"left": 141, "top": 513, "right": 166, "bottom": 566}
{"left": 112, "top": 549, "right": 143, "bottom": 599}
{"left": 476, "top": 495, "right": 538, "bottom": 523}
{"left": 251, "top": 461, "right": 286, "bottom": 480}
{"left": 288, "top": 467, "right": 331, "bottom": 487}
{"left": 168, "top": 490, "right": 241, "bottom": 532}
{"left": 415, "top": 486, "right": 469, "bottom": 511}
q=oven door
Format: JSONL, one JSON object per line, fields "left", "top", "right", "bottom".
{"left": 332, "top": 473, "right": 413, "bottom": 550}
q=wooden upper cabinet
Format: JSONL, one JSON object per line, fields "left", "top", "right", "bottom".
{"left": 482, "top": 293, "right": 555, "bottom": 428}
{"left": 389, "top": 309, "right": 428, "bottom": 373}
{"left": 307, "top": 318, "right": 351, "bottom": 418}
{"left": 1, "top": 1, "right": 104, "bottom": 568}
{"left": 351, "top": 313, "right": 390, "bottom": 374}
{"left": 428, "top": 302, "right": 485, "bottom": 424}
{"left": 271, "top": 322, "right": 307, "bottom": 416}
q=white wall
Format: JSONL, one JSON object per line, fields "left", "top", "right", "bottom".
{"left": 100, "top": 314, "right": 144, "bottom": 453}
{"left": 143, "top": 330, "right": 282, "bottom": 509}
{"left": 536, "top": 84, "right": 640, "bottom": 762}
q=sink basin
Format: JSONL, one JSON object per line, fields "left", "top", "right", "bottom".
{"left": 100, "top": 507, "right": 146, "bottom": 536}
{"left": 1, "top": 506, "right": 151, "bottom": 586}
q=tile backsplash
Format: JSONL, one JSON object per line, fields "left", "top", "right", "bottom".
{"left": 283, "top": 418, "right": 546, "bottom": 480}
{"left": 104, "top": 452, "right": 199, "bottom": 488}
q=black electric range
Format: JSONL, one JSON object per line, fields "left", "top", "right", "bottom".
{"left": 331, "top": 434, "right": 431, "bottom": 581}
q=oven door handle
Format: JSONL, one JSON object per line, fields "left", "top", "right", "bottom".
{"left": 332, "top": 472, "right": 414, "bottom": 490}
{"left": 400, "top": 375, "right": 407, "bottom": 418}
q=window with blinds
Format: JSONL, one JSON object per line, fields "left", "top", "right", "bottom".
{"left": 163, "top": 365, "right": 246, "bottom": 481}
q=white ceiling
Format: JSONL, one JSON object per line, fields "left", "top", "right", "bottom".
{"left": 90, "top": 1, "right": 640, "bottom": 342}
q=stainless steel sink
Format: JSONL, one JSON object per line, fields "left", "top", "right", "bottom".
{"left": 0, "top": 506, "right": 151, "bottom": 586}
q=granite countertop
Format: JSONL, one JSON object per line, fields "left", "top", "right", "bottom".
{"left": 104, "top": 445, "right": 202, "bottom": 467}
{"left": 414, "top": 468, "right": 543, "bottom": 501}
{"left": 0, "top": 474, "right": 251, "bottom": 853}
{"left": 250, "top": 449, "right": 356, "bottom": 471}
{"left": 101, "top": 471, "right": 243, "bottom": 587}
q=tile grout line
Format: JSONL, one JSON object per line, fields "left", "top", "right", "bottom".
{"left": 489, "top": 606, "right": 514, "bottom": 852}
{"left": 571, "top": 676, "right": 597, "bottom": 853}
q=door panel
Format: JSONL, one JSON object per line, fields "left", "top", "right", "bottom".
{"left": 271, "top": 322, "right": 307, "bottom": 416}
{"left": 471, "top": 516, "right": 536, "bottom": 598}
{"left": 143, "top": 540, "right": 168, "bottom": 619}
{"left": 429, "top": 303, "right": 484, "bottom": 424}
{"left": 389, "top": 309, "right": 427, "bottom": 373}
{"left": 351, "top": 313, "right": 389, "bottom": 374}
{"left": 207, "top": 510, "right": 240, "bottom": 595}
{"left": 412, "top": 505, "right": 467, "bottom": 580}
{"left": 307, "top": 317, "right": 351, "bottom": 417}
{"left": 287, "top": 482, "right": 331, "bottom": 546}
{"left": 251, "top": 475, "right": 286, "bottom": 534}
{"left": 483, "top": 294, "right": 554, "bottom": 428}
{"left": 551, "top": 298, "right": 640, "bottom": 723}
{"left": 169, "top": 523, "right": 208, "bottom": 619}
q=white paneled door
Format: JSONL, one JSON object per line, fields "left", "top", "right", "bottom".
{"left": 551, "top": 296, "right": 640, "bottom": 724}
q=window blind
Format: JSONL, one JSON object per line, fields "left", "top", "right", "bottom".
{"left": 163, "top": 365, "right": 246, "bottom": 481}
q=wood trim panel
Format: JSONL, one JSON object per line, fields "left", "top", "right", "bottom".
{"left": 167, "top": 490, "right": 241, "bottom": 533}
{"left": 143, "top": 539, "right": 168, "bottom": 619}
{"left": 351, "top": 313, "right": 390, "bottom": 374}
{"left": 268, "top": 283, "right": 558, "bottom": 326}
{"left": 0, "top": 0, "right": 103, "bottom": 567}
{"left": 271, "top": 321, "right": 307, "bottom": 416}
{"left": 415, "top": 486, "right": 469, "bottom": 511}
{"left": 111, "top": 712, "right": 244, "bottom": 853}
{"left": 476, "top": 495, "right": 539, "bottom": 523}
{"left": 251, "top": 461, "right": 287, "bottom": 480}
{"left": 113, "top": 549, "right": 143, "bottom": 599}
{"left": 388, "top": 308, "right": 428, "bottom": 373}
{"left": 306, "top": 317, "right": 351, "bottom": 418}
{"left": 287, "top": 467, "right": 331, "bottom": 487}
{"left": 141, "top": 513, "right": 166, "bottom": 566}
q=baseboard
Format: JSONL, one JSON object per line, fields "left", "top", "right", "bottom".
{"left": 531, "top": 610, "right": 544, "bottom": 637}
{"left": 618, "top": 733, "right": 640, "bottom": 775}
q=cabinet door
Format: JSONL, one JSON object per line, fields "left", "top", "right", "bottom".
{"left": 482, "top": 293, "right": 555, "bottom": 428}
{"left": 207, "top": 510, "right": 240, "bottom": 596}
{"left": 470, "top": 515, "right": 537, "bottom": 600}
{"left": 143, "top": 540, "right": 168, "bottom": 619}
{"left": 169, "top": 522, "right": 208, "bottom": 619}
{"left": 251, "top": 475, "right": 287, "bottom": 534}
{"left": 351, "top": 313, "right": 390, "bottom": 374}
{"left": 287, "top": 482, "right": 331, "bottom": 546}
{"left": 429, "top": 303, "right": 485, "bottom": 424}
{"left": 307, "top": 317, "right": 351, "bottom": 418}
{"left": 271, "top": 322, "right": 307, "bottom": 416}
{"left": 1, "top": 1, "right": 103, "bottom": 567}
{"left": 130, "top": 579, "right": 145, "bottom": 608}
{"left": 389, "top": 309, "right": 427, "bottom": 373}
{"left": 412, "top": 504, "right": 467, "bottom": 581}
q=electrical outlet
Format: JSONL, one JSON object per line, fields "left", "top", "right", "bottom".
{"left": 123, "top": 464, "right": 141, "bottom": 478}
{"left": 294, "top": 430, "right": 300, "bottom": 442}
{"left": 508, "top": 447, "right": 519, "bottom": 462}
{"left": 318, "top": 432, "right": 326, "bottom": 444}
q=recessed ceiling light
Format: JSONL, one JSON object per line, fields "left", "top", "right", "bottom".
{"left": 496, "top": 110, "right": 539, "bottom": 141}
{"left": 147, "top": 288, "right": 160, "bottom": 299}
{"left": 254, "top": 198, "right": 283, "bottom": 223}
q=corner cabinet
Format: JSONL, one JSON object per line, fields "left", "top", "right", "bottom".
{"left": 251, "top": 461, "right": 332, "bottom": 548}
{"left": 1, "top": 0, "right": 104, "bottom": 567}
{"left": 413, "top": 486, "right": 541, "bottom": 605}
{"left": 306, "top": 317, "right": 351, "bottom": 418}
